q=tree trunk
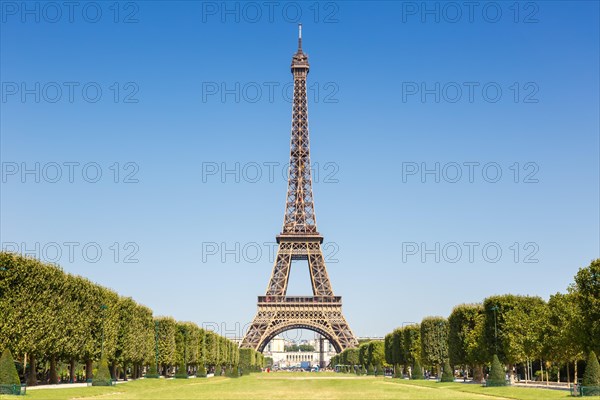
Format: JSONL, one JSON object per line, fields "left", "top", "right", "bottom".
{"left": 567, "top": 362, "right": 570, "bottom": 385}
{"left": 110, "top": 362, "right": 117, "bottom": 380}
{"left": 27, "top": 354, "right": 37, "bottom": 386}
{"left": 123, "top": 362, "right": 128, "bottom": 381}
{"left": 508, "top": 363, "right": 515, "bottom": 384}
{"left": 473, "top": 364, "right": 484, "bottom": 383}
{"left": 86, "top": 358, "right": 93, "bottom": 381}
{"left": 574, "top": 360, "right": 578, "bottom": 383}
{"left": 69, "top": 358, "right": 76, "bottom": 383}
{"left": 49, "top": 355, "right": 58, "bottom": 384}
{"left": 539, "top": 359, "right": 543, "bottom": 383}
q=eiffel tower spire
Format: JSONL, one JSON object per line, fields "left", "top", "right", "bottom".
{"left": 282, "top": 23, "right": 317, "bottom": 237}
{"left": 240, "top": 26, "right": 358, "bottom": 357}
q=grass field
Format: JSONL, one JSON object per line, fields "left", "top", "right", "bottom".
{"left": 1, "top": 373, "right": 572, "bottom": 400}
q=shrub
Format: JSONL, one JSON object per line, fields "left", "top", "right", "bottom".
{"left": 487, "top": 354, "right": 506, "bottom": 386}
{"left": 0, "top": 349, "right": 20, "bottom": 386}
{"left": 92, "top": 357, "right": 112, "bottom": 386}
{"left": 227, "top": 365, "right": 239, "bottom": 378}
{"left": 145, "top": 363, "right": 159, "bottom": 378}
{"left": 374, "top": 364, "right": 382, "bottom": 376}
{"left": 197, "top": 363, "right": 207, "bottom": 378}
{"left": 411, "top": 360, "right": 424, "bottom": 379}
{"left": 582, "top": 351, "right": 600, "bottom": 395}
{"left": 441, "top": 359, "right": 454, "bottom": 382}
{"left": 174, "top": 360, "right": 188, "bottom": 379}
{"left": 366, "top": 364, "right": 374, "bottom": 375}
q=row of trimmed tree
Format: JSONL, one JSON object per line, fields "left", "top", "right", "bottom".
{"left": 332, "top": 259, "right": 600, "bottom": 387}
{"left": 0, "top": 252, "right": 264, "bottom": 385}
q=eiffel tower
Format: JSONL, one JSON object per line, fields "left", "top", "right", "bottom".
{"left": 240, "top": 25, "right": 358, "bottom": 355}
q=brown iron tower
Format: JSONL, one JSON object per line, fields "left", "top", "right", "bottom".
{"left": 240, "top": 25, "right": 358, "bottom": 354}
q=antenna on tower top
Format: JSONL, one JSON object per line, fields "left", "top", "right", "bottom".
{"left": 298, "top": 23, "right": 302, "bottom": 50}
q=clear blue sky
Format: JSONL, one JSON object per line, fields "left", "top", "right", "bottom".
{"left": 1, "top": 1, "right": 599, "bottom": 339}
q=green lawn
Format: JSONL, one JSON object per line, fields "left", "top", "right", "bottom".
{"left": 1, "top": 373, "right": 572, "bottom": 400}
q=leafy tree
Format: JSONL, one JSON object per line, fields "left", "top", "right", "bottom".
{"left": 116, "top": 298, "right": 154, "bottom": 380}
{"left": 358, "top": 343, "right": 369, "bottom": 368}
{"left": 0, "top": 252, "right": 242, "bottom": 385}
{"left": 483, "top": 295, "right": 546, "bottom": 382}
{"left": 345, "top": 348, "right": 359, "bottom": 366}
{"left": 0, "top": 254, "right": 67, "bottom": 385}
{"left": 0, "top": 349, "right": 20, "bottom": 386}
{"left": 175, "top": 322, "right": 191, "bottom": 375}
{"left": 384, "top": 333, "right": 394, "bottom": 366}
{"left": 403, "top": 325, "right": 421, "bottom": 365}
{"left": 285, "top": 344, "right": 315, "bottom": 352}
{"left": 155, "top": 317, "right": 176, "bottom": 376}
{"left": 205, "top": 331, "right": 218, "bottom": 368}
{"left": 487, "top": 354, "right": 506, "bottom": 386}
{"left": 392, "top": 328, "right": 405, "bottom": 375}
{"left": 421, "top": 317, "right": 449, "bottom": 374}
{"left": 573, "top": 259, "right": 600, "bottom": 354}
{"left": 543, "top": 292, "right": 584, "bottom": 383}
{"left": 367, "top": 341, "right": 385, "bottom": 369}
{"left": 448, "top": 304, "right": 486, "bottom": 382}
{"left": 239, "top": 348, "right": 255, "bottom": 374}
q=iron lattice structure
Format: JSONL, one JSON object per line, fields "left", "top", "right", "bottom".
{"left": 241, "top": 26, "right": 358, "bottom": 354}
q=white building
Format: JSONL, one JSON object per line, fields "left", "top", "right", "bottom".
{"left": 263, "top": 334, "right": 337, "bottom": 368}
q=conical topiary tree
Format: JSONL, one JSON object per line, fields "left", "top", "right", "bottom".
{"left": 0, "top": 349, "right": 20, "bottom": 391}
{"left": 441, "top": 359, "right": 454, "bottom": 382}
{"left": 582, "top": 351, "right": 600, "bottom": 395}
{"left": 175, "top": 359, "right": 188, "bottom": 379}
{"left": 227, "top": 365, "right": 239, "bottom": 378}
{"left": 92, "top": 356, "right": 112, "bottom": 386}
{"left": 197, "top": 363, "right": 207, "bottom": 378}
{"left": 411, "top": 360, "right": 424, "bottom": 379}
{"left": 146, "top": 362, "right": 159, "bottom": 378}
{"left": 487, "top": 354, "right": 506, "bottom": 386}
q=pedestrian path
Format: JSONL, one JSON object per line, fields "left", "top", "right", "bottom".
{"left": 26, "top": 380, "right": 130, "bottom": 391}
